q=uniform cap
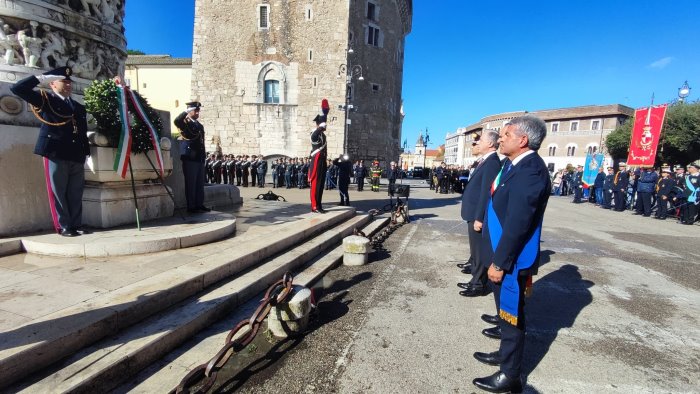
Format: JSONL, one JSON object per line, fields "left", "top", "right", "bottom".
{"left": 44, "top": 66, "right": 72, "bottom": 81}
{"left": 185, "top": 101, "right": 202, "bottom": 108}
{"left": 689, "top": 163, "right": 700, "bottom": 170}
{"left": 662, "top": 169, "right": 672, "bottom": 174}
{"left": 618, "top": 162, "right": 627, "bottom": 167}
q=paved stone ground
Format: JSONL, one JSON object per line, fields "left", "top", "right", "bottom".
{"left": 196, "top": 180, "right": 700, "bottom": 393}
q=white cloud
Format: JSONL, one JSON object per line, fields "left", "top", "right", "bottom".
{"left": 648, "top": 57, "right": 674, "bottom": 69}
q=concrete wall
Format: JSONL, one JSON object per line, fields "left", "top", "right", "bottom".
{"left": 0, "top": 125, "right": 54, "bottom": 235}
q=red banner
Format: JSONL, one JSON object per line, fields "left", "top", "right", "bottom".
{"left": 626, "top": 104, "right": 667, "bottom": 167}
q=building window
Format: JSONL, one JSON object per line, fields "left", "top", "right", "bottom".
{"left": 142, "top": 82, "right": 147, "bottom": 88}
{"left": 367, "top": 26, "right": 380, "bottom": 47}
{"left": 371, "top": 83, "right": 380, "bottom": 92}
{"left": 570, "top": 121, "right": 579, "bottom": 132}
{"left": 548, "top": 146, "right": 557, "bottom": 156}
{"left": 591, "top": 119, "right": 601, "bottom": 131}
{"left": 587, "top": 145, "right": 598, "bottom": 154}
{"left": 308, "top": 49, "right": 313, "bottom": 62}
{"left": 551, "top": 122, "right": 559, "bottom": 132}
{"left": 567, "top": 145, "right": 576, "bottom": 156}
{"left": 264, "top": 80, "right": 279, "bottom": 103}
{"left": 305, "top": 5, "right": 313, "bottom": 21}
{"left": 367, "top": 2, "right": 377, "bottom": 20}
{"left": 313, "top": 77, "right": 317, "bottom": 87}
{"left": 258, "top": 5, "right": 270, "bottom": 30}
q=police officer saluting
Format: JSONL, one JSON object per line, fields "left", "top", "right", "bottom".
{"left": 11, "top": 66, "right": 90, "bottom": 237}
{"left": 174, "top": 101, "right": 211, "bottom": 213}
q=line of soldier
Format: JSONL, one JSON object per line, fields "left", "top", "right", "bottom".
{"left": 204, "top": 153, "right": 268, "bottom": 187}
{"left": 559, "top": 162, "right": 699, "bottom": 224}
{"left": 429, "top": 163, "right": 471, "bottom": 194}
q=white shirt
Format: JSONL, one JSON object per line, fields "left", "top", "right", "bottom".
{"left": 511, "top": 150, "right": 535, "bottom": 167}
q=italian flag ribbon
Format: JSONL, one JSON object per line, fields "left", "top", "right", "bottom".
{"left": 113, "top": 84, "right": 132, "bottom": 178}
{"left": 113, "top": 84, "right": 165, "bottom": 178}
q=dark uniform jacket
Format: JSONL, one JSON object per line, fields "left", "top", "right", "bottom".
{"left": 174, "top": 112, "right": 205, "bottom": 162}
{"left": 603, "top": 173, "right": 614, "bottom": 190}
{"left": 11, "top": 75, "right": 89, "bottom": 162}
{"left": 333, "top": 158, "right": 352, "bottom": 181}
{"left": 354, "top": 165, "right": 366, "bottom": 178}
{"left": 594, "top": 172, "right": 605, "bottom": 188}
{"left": 613, "top": 170, "right": 629, "bottom": 192}
{"left": 461, "top": 152, "right": 501, "bottom": 222}
{"left": 656, "top": 177, "right": 675, "bottom": 197}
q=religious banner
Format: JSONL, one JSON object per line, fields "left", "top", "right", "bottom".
{"left": 626, "top": 104, "right": 667, "bottom": 167}
{"left": 582, "top": 153, "right": 604, "bottom": 187}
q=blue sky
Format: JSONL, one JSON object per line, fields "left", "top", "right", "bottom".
{"left": 125, "top": 0, "right": 700, "bottom": 150}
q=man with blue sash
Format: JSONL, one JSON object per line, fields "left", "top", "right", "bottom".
{"left": 680, "top": 164, "right": 699, "bottom": 225}
{"left": 472, "top": 115, "right": 551, "bottom": 393}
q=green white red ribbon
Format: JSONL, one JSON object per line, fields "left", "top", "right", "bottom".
{"left": 113, "top": 84, "right": 165, "bottom": 178}
{"left": 113, "top": 84, "right": 132, "bottom": 178}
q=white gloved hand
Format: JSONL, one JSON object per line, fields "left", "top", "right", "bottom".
{"left": 35, "top": 75, "right": 65, "bottom": 83}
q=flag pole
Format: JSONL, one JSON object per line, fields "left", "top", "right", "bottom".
{"left": 128, "top": 160, "right": 141, "bottom": 231}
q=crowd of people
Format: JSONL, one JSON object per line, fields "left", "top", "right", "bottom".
{"left": 551, "top": 162, "right": 699, "bottom": 224}
{"left": 428, "top": 163, "right": 470, "bottom": 194}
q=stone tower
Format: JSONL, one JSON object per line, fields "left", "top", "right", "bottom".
{"left": 191, "top": 0, "right": 411, "bottom": 164}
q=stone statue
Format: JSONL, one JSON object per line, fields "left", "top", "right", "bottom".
{"left": 99, "top": 0, "right": 116, "bottom": 24}
{"left": 69, "top": 47, "right": 96, "bottom": 78}
{"left": 17, "top": 29, "right": 41, "bottom": 68}
{"left": 40, "top": 24, "right": 67, "bottom": 69}
{"left": 0, "top": 20, "right": 22, "bottom": 66}
{"left": 80, "top": 0, "right": 103, "bottom": 18}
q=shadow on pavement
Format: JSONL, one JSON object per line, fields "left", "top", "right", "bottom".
{"left": 523, "top": 264, "right": 593, "bottom": 381}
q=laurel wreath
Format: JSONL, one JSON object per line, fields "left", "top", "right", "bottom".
{"left": 84, "top": 79, "right": 163, "bottom": 154}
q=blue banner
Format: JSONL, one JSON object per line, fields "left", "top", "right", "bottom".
{"left": 583, "top": 153, "right": 604, "bottom": 187}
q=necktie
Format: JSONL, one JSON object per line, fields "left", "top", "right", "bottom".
{"left": 504, "top": 162, "right": 513, "bottom": 175}
{"left": 65, "top": 97, "right": 74, "bottom": 110}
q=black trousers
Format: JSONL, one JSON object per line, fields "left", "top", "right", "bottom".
{"left": 467, "top": 221, "right": 486, "bottom": 288}
{"left": 338, "top": 179, "right": 349, "bottom": 204}
{"left": 573, "top": 186, "right": 582, "bottom": 202}
{"left": 182, "top": 160, "right": 205, "bottom": 210}
{"left": 656, "top": 196, "right": 669, "bottom": 218}
{"left": 602, "top": 189, "right": 612, "bottom": 208}
{"left": 613, "top": 190, "right": 625, "bottom": 211}
{"left": 489, "top": 274, "right": 528, "bottom": 379}
{"left": 357, "top": 176, "right": 365, "bottom": 191}
{"left": 639, "top": 192, "right": 653, "bottom": 216}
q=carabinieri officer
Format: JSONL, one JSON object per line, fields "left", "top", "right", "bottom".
{"left": 11, "top": 66, "right": 90, "bottom": 237}
{"left": 174, "top": 101, "right": 211, "bottom": 213}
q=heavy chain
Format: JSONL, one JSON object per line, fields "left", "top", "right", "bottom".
{"left": 360, "top": 201, "right": 408, "bottom": 250}
{"left": 171, "top": 272, "right": 294, "bottom": 394}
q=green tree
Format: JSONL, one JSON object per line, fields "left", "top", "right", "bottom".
{"left": 604, "top": 119, "right": 632, "bottom": 161}
{"left": 605, "top": 101, "right": 700, "bottom": 166}
{"left": 659, "top": 101, "right": 700, "bottom": 166}
{"left": 127, "top": 49, "right": 146, "bottom": 55}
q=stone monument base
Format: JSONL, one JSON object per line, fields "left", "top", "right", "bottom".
{"left": 83, "top": 183, "right": 175, "bottom": 229}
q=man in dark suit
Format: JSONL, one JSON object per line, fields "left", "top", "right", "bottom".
{"left": 472, "top": 115, "right": 551, "bottom": 393}
{"left": 572, "top": 165, "right": 584, "bottom": 203}
{"left": 613, "top": 162, "right": 629, "bottom": 211}
{"left": 11, "top": 66, "right": 90, "bottom": 237}
{"left": 174, "top": 101, "right": 211, "bottom": 213}
{"left": 458, "top": 129, "right": 501, "bottom": 297}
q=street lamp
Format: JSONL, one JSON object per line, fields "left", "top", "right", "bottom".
{"left": 338, "top": 48, "right": 364, "bottom": 154}
{"left": 678, "top": 80, "right": 691, "bottom": 102}
{"left": 422, "top": 128, "right": 430, "bottom": 178}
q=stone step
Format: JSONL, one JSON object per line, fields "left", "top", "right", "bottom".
{"left": 118, "top": 216, "right": 390, "bottom": 393}
{"left": 0, "top": 208, "right": 355, "bottom": 389}
{"left": 10, "top": 213, "right": 379, "bottom": 393}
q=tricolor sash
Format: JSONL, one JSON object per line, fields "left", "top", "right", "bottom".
{"left": 686, "top": 176, "right": 698, "bottom": 203}
{"left": 486, "top": 198, "right": 543, "bottom": 326}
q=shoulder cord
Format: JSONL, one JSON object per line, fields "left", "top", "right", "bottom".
{"left": 30, "top": 90, "right": 74, "bottom": 127}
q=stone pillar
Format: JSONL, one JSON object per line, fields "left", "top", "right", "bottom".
{"left": 0, "top": 1, "right": 126, "bottom": 236}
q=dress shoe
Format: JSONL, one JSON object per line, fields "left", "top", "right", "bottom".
{"left": 197, "top": 206, "right": 212, "bottom": 212}
{"left": 457, "top": 282, "right": 473, "bottom": 290}
{"left": 311, "top": 209, "right": 326, "bottom": 214}
{"left": 473, "top": 371, "right": 523, "bottom": 393}
{"left": 481, "top": 314, "right": 499, "bottom": 325}
{"left": 456, "top": 261, "right": 472, "bottom": 269}
{"left": 461, "top": 266, "right": 472, "bottom": 275}
{"left": 59, "top": 229, "right": 80, "bottom": 237}
{"left": 74, "top": 227, "right": 92, "bottom": 235}
{"left": 460, "top": 287, "right": 488, "bottom": 297}
{"left": 474, "top": 351, "right": 501, "bottom": 366}
{"left": 482, "top": 326, "right": 502, "bottom": 340}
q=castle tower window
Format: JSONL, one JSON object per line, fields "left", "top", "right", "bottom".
{"left": 258, "top": 5, "right": 270, "bottom": 30}
{"left": 366, "top": 25, "right": 382, "bottom": 47}
{"left": 264, "top": 80, "right": 280, "bottom": 103}
{"left": 367, "top": 2, "right": 377, "bottom": 20}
